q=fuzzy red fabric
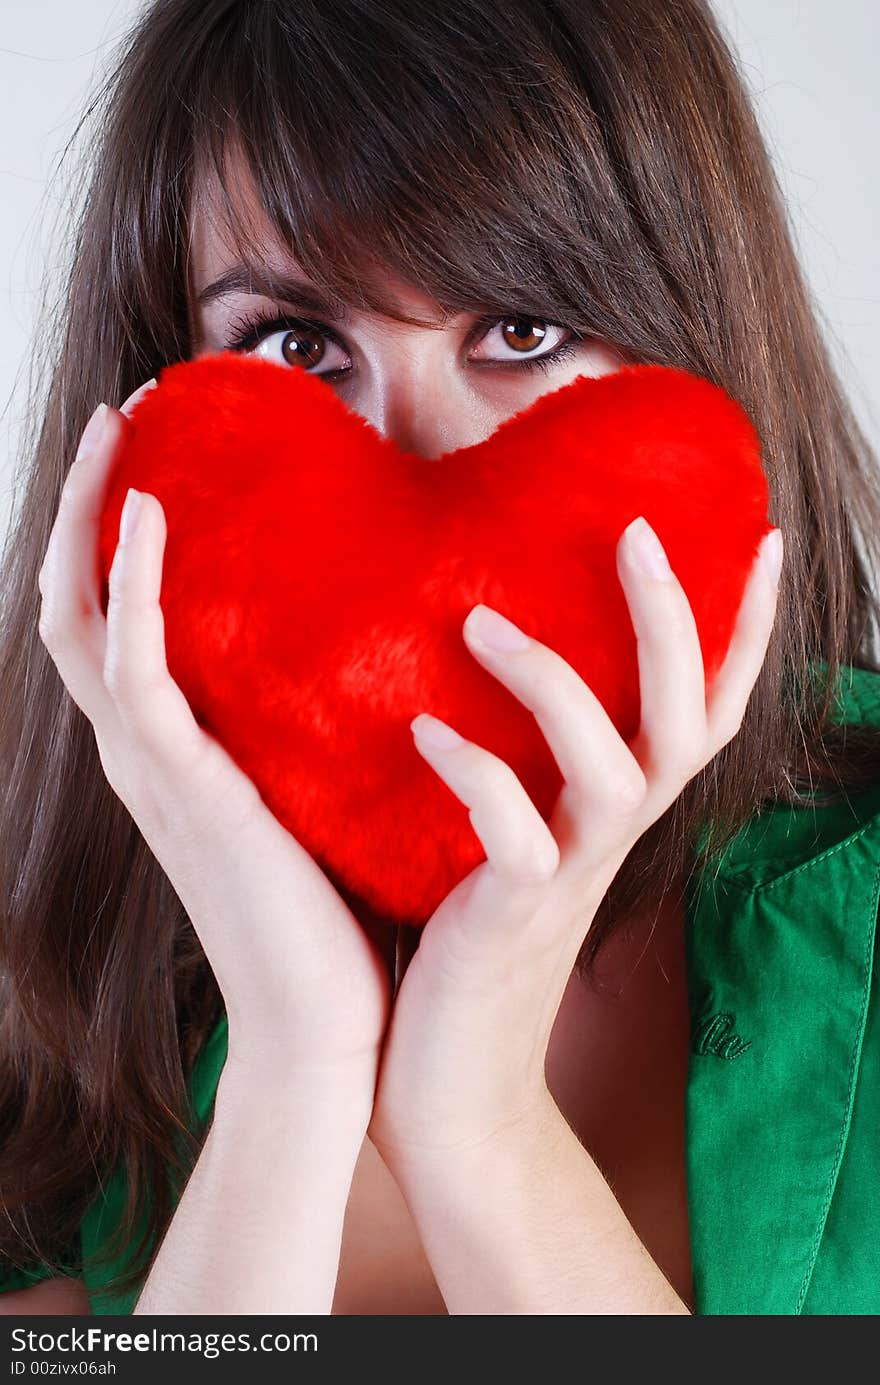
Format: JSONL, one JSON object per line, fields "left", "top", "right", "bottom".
{"left": 97, "top": 353, "right": 771, "bottom": 925}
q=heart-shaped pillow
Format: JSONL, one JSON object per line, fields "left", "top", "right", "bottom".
{"left": 97, "top": 354, "right": 770, "bottom": 925}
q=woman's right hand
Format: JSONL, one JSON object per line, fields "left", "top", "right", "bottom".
{"left": 37, "top": 382, "right": 392, "bottom": 1080}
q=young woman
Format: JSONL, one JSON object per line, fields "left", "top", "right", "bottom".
{"left": 2, "top": 0, "right": 879, "bottom": 1316}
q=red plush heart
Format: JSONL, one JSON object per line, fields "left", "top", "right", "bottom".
{"left": 97, "top": 354, "right": 770, "bottom": 925}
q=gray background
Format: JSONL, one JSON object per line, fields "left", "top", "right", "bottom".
{"left": 2, "top": 1, "right": 878, "bottom": 546}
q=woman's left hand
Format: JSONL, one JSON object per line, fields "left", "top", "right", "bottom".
{"left": 367, "top": 515, "right": 783, "bottom": 1178}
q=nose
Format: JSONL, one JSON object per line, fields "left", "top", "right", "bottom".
{"left": 361, "top": 348, "right": 498, "bottom": 460}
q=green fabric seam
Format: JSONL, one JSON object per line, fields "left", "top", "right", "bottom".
{"left": 795, "top": 851, "right": 880, "bottom": 1312}
{"left": 713, "top": 802, "right": 880, "bottom": 895}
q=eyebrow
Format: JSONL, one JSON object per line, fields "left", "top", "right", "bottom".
{"left": 195, "top": 264, "right": 351, "bottom": 321}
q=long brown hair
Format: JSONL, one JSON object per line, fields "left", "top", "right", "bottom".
{"left": 3, "top": 0, "right": 879, "bottom": 1302}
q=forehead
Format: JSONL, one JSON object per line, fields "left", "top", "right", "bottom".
{"left": 188, "top": 148, "right": 281, "bottom": 286}
{"left": 185, "top": 142, "right": 451, "bottom": 326}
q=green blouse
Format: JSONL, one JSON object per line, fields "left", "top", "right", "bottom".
{"left": 2, "top": 663, "right": 880, "bottom": 1315}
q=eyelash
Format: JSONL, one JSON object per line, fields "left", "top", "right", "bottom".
{"left": 223, "top": 308, "right": 584, "bottom": 378}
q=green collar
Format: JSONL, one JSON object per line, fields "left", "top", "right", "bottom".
{"left": 685, "top": 662, "right": 880, "bottom": 1312}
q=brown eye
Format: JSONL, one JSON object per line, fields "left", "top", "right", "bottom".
{"left": 500, "top": 317, "right": 548, "bottom": 352}
{"left": 227, "top": 311, "right": 351, "bottom": 377}
{"left": 468, "top": 316, "right": 574, "bottom": 369}
{"left": 280, "top": 326, "right": 327, "bottom": 369}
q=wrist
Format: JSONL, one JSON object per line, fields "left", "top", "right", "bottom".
{"left": 217, "top": 1043, "right": 378, "bottom": 1138}
{"left": 383, "top": 1084, "right": 564, "bottom": 1197}
{"left": 222, "top": 1012, "right": 381, "bottom": 1093}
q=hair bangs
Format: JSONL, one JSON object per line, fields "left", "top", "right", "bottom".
{"left": 181, "top": 0, "right": 628, "bottom": 339}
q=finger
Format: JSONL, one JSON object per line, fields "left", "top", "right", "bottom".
{"left": 615, "top": 516, "right": 708, "bottom": 789}
{"left": 118, "top": 377, "right": 158, "bottom": 420}
{"left": 39, "top": 374, "right": 153, "bottom": 594}
{"left": 103, "top": 488, "right": 208, "bottom": 772}
{"left": 461, "top": 604, "right": 647, "bottom": 814}
{"left": 411, "top": 713, "right": 561, "bottom": 888}
{"left": 705, "top": 528, "right": 783, "bottom": 750}
{"left": 37, "top": 404, "right": 126, "bottom": 722}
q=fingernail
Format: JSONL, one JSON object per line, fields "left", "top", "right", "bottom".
{"left": 625, "top": 516, "right": 673, "bottom": 580}
{"left": 465, "top": 604, "right": 530, "bottom": 652}
{"left": 119, "top": 488, "right": 142, "bottom": 545}
{"left": 120, "top": 378, "right": 158, "bottom": 418}
{"left": 411, "top": 714, "right": 464, "bottom": 750}
{"left": 75, "top": 403, "right": 109, "bottom": 462}
{"left": 760, "top": 528, "right": 783, "bottom": 588}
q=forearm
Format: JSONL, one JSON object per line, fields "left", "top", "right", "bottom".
{"left": 133, "top": 1053, "right": 374, "bottom": 1316}
{"left": 393, "top": 1095, "right": 692, "bottom": 1315}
